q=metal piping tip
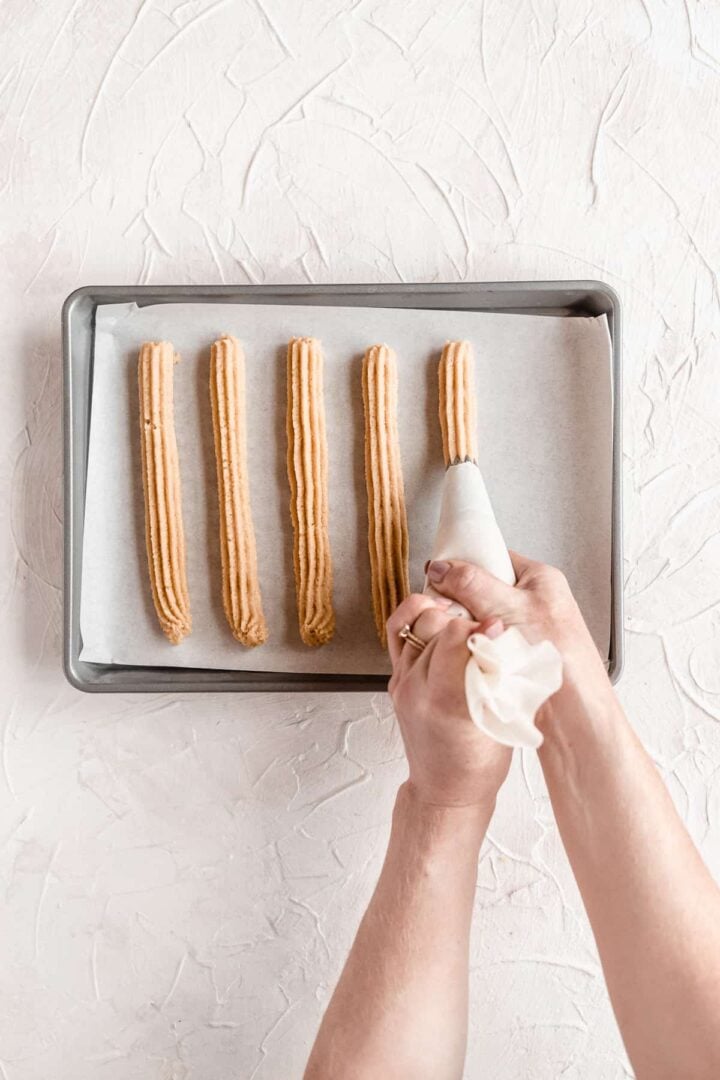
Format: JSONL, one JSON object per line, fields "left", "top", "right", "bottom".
{"left": 447, "top": 455, "right": 478, "bottom": 467}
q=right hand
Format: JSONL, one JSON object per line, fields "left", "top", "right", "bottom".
{"left": 421, "top": 553, "right": 614, "bottom": 726}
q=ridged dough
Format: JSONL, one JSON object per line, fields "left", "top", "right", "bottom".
{"left": 286, "top": 337, "right": 335, "bottom": 646}
{"left": 138, "top": 341, "right": 191, "bottom": 644}
{"left": 210, "top": 335, "right": 268, "bottom": 646}
{"left": 438, "top": 340, "right": 477, "bottom": 466}
{"left": 362, "top": 344, "right": 410, "bottom": 646}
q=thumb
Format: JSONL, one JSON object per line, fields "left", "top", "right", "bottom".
{"left": 426, "top": 559, "right": 519, "bottom": 623}
{"left": 508, "top": 549, "right": 541, "bottom": 578}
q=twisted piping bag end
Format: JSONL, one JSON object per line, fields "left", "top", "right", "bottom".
{"left": 464, "top": 627, "right": 564, "bottom": 749}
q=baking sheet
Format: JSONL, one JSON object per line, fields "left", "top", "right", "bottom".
{"left": 79, "top": 302, "right": 613, "bottom": 675}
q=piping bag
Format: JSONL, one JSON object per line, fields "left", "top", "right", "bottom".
{"left": 424, "top": 460, "right": 563, "bottom": 750}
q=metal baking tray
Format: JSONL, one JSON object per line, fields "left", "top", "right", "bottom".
{"left": 63, "top": 281, "right": 623, "bottom": 693}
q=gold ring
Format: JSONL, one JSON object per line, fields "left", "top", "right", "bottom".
{"left": 398, "top": 624, "right": 426, "bottom": 652}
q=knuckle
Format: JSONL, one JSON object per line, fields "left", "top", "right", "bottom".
{"left": 445, "top": 617, "right": 472, "bottom": 643}
{"left": 386, "top": 603, "right": 408, "bottom": 634}
{"left": 432, "top": 619, "right": 472, "bottom": 661}
{"left": 414, "top": 609, "right": 449, "bottom": 641}
{"left": 541, "top": 565, "right": 571, "bottom": 600}
{"left": 449, "top": 563, "right": 481, "bottom": 593}
{"left": 388, "top": 593, "right": 424, "bottom": 627}
{"left": 388, "top": 664, "right": 406, "bottom": 694}
{"left": 388, "top": 595, "right": 436, "bottom": 645}
{"left": 390, "top": 675, "right": 411, "bottom": 711}
{"left": 531, "top": 566, "right": 576, "bottom": 623}
{"left": 544, "top": 564, "right": 568, "bottom": 588}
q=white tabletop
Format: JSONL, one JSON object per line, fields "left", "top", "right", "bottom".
{"left": 3, "top": 2, "right": 719, "bottom": 1077}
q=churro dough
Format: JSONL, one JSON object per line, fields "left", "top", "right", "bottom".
{"left": 362, "top": 344, "right": 410, "bottom": 646}
{"left": 138, "top": 340, "right": 192, "bottom": 644}
{"left": 210, "top": 335, "right": 268, "bottom": 647}
{"left": 438, "top": 340, "right": 478, "bottom": 466}
{"left": 286, "top": 337, "right": 335, "bottom": 646}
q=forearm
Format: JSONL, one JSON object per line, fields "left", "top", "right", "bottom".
{"left": 538, "top": 676, "right": 720, "bottom": 1079}
{"left": 304, "top": 782, "right": 492, "bottom": 1080}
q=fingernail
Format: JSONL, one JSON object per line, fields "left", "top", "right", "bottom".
{"left": 484, "top": 618, "right": 504, "bottom": 639}
{"left": 427, "top": 560, "right": 450, "bottom": 582}
{"left": 434, "top": 597, "right": 453, "bottom": 609}
{"left": 423, "top": 559, "right": 431, "bottom": 574}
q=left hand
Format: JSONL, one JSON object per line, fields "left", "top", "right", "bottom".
{"left": 387, "top": 594, "right": 512, "bottom": 809}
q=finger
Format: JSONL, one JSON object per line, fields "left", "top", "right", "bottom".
{"left": 386, "top": 593, "right": 440, "bottom": 667}
{"left": 426, "top": 616, "right": 481, "bottom": 691}
{"left": 508, "top": 549, "right": 541, "bottom": 579}
{"left": 432, "top": 614, "right": 481, "bottom": 654}
{"left": 411, "top": 606, "right": 455, "bottom": 648}
{"left": 392, "top": 606, "right": 456, "bottom": 680}
{"left": 388, "top": 626, "right": 443, "bottom": 709}
{"left": 425, "top": 560, "right": 519, "bottom": 623}
{"left": 480, "top": 616, "right": 504, "bottom": 639}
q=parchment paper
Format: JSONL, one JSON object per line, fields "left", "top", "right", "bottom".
{"left": 80, "top": 302, "right": 613, "bottom": 675}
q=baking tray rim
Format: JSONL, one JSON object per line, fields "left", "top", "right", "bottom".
{"left": 63, "top": 279, "right": 623, "bottom": 693}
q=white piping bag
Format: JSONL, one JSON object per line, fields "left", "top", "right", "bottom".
{"left": 424, "top": 461, "right": 563, "bottom": 749}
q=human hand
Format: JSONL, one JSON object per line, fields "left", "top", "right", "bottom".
{"left": 423, "top": 554, "right": 614, "bottom": 729}
{"left": 387, "top": 594, "right": 512, "bottom": 809}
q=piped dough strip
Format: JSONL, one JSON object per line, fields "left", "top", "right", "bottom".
{"left": 362, "top": 344, "right": 410, "bottom": 646}
{"left": 210, "top": 335, "right": 268, "bottom": 646}
{"left": 138, "top": 341, "right": 191, "bottom": 644}
{"left": 286, "top": 337, "right": 335, "bottom": 646}
{"left": 438, "top": 340, "right": 478, "bottom": 466}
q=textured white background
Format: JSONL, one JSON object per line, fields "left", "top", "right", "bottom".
{"left": 2, "top": 1, "right": 720, "bottom": 1077}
